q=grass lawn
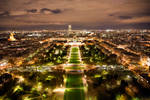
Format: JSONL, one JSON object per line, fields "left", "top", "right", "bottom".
{"left": 69, "top": 47, "right": 81, "bottom": 64}
{"left": 64, "top": 74, "right": 85, "bottom": 100}
{"left": 64, "top": 46, "right": 85, "bottom": 100}
{"left": 64, "top": 89, "right": 85, "bottom": 100}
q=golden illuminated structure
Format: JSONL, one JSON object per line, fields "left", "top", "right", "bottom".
{"left": 8, "top": 32, "right": 17, "bottom": 41}
{"left": 68, "top": 25, "right": 72, "bottom": 34}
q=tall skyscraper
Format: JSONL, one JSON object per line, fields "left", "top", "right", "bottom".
{"left": 68, "top": 25, "right": 72, "bottom": 34}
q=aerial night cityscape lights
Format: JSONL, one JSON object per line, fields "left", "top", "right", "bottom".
{"left": 0, "top": 0, "right": 150, "bottom": 100}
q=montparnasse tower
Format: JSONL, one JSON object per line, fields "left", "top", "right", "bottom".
{"left": 68, "top": 25, "right": 72, "bottom": 34}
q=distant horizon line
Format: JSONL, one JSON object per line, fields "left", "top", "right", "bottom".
{"left": 1, "top": 28, "right": 150, "bottom": 31}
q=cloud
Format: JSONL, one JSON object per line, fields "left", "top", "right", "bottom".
{"left": 0, "top": 10, "right": 27, "bottom": 16}
{"left": 40, "top": 8, "right": 62, "bottom": 14}
{"left": 0, "top": 0, "right": 150, "bottom": 29}
{"left": 120, "top": 16, "right": 150, "bottom": 24}
{"left": 118, "top": 16, "right": 133, "bottom": 20}
{"left": 10, "top": 11, "right": 27, "bottom": 16}
{"left": 27, "top": 9, "right": 37, "bottom": 13}
{"left": 136, "top": 11, "right": 150, "bottom": 17}
{"left": 50, "top": 9, "right": 62, "bottom": 14}
{"left": 0, "top": 11, "right": 9, "bottom": 17}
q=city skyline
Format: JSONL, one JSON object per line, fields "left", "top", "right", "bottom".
{"left": 0, "top": 0, "right": 150, "bottom": 30}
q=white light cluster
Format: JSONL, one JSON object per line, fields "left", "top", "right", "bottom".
{"left": 0, "top": 60, "right": 8, "bottom": 66}
{"left": 146, "top": 57, "right": 150, "bottom": 66}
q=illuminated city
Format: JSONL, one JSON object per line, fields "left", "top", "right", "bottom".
{"left": 0, "top": 0, "right": 150, "bottom": 100}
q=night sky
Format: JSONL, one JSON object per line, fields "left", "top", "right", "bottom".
{"left": 0, "top": 0, "right": 150, "bottom": 30}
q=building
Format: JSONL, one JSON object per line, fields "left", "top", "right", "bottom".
{"left": 68, "top": 25, "right": 72, "bottom": 34}
{"left": 8, "top": 32, "right": 17, "bottom": 41}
